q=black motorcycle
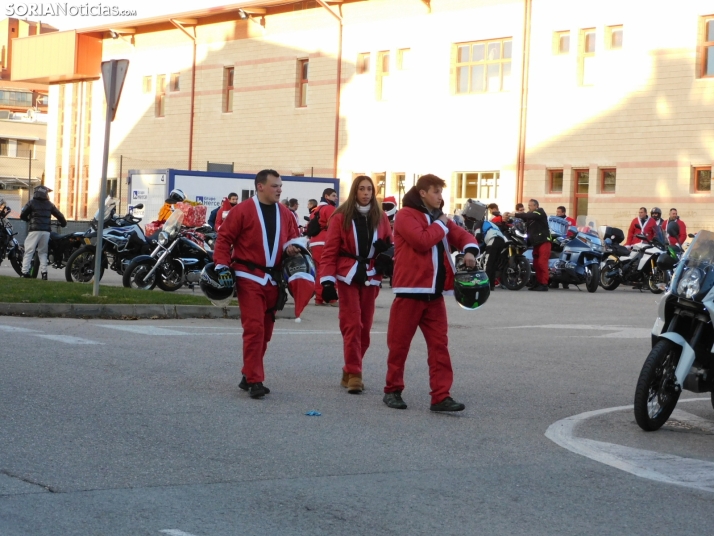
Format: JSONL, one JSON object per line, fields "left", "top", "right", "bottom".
{"left": 634, "top": 229, "right": 714, "bottom": 431}
{"left": 123, "top": 210, "right": 213, "bottom": 291}
{"left": 0, "top": 203, "right": 24, "bottom": 276}
{"left": 64, "top": 204, "right": 153, "bottom": 283}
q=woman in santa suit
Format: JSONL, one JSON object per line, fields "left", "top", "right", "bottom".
{"left": 320, "top": 176, "right": 393, "bottom": 394}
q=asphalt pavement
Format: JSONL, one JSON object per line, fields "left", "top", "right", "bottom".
{"left": 1, "top": 283, "right": 713, "bottom": 535}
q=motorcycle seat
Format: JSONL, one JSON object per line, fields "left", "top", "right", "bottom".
{"left": 611, "top": 244, "right": 630, "bottom": 257}
{"left": 50, "top": 231, "right": 64, "bottom": 240}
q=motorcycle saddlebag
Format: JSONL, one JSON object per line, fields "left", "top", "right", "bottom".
{"left": 604, "top": 227, "right": 625, "bottom": 244}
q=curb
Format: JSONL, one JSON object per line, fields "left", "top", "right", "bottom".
{"left": 0, "top": 303, "right": 296, "bottom": 320}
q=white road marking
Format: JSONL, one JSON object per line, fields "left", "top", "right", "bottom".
{"left": 33, "top": 334, "right": 102, "bottom": 345}
{"left": 95, "top": 325, "right": 195, "bottom": 336}
{"left": 669, "top": 409, "right": 714, "bottom": 434}
{"left": 95, "top": 324, "right": 383, "bottom": 336}
{"left": 160, "top": 530, "right": 201, "bottom": 536}
{"left": 545, "top": 398, "right": 714, "bottom": 493}
{"left": 0, "top": 325, "right": 38, "bottom": 333}
{"left": 592, "top": 328, "right": 651, "bottom": 339}
{"left": 501, "top": 324, "right": 651, "bottom": 339}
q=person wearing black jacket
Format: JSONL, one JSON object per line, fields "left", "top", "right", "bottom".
{"left": 20, "top": 185, "right": 67, "bottom": 279}
{"left": 515, "top": 199, "right": 550, "bottom": 292}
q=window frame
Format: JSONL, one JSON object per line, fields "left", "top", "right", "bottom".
{"left": 169, "top": 72, "right": 180, "bottom": 92}
{"left": 376, "top": 50, "right": 390, "bottom": 101}
{"left": 155, "top": 74, "right": 166, "bottom": 118}
{"left": 600, "top": 168, "right": 617, "bottom": 194}
{"left": 397, "top": 48, "right": 410, "bottom": 70}
{"left": 606, "top": 25, "right": 623, "bottom": 50}
{"left": 223, "top": 67, "right": 234, "bottom": 113}
{"left": 549, "top": 169, "right": 564, "bottom": 193}
{"left": 142, "top": 75, "right": 152, "bottom": 94}
{"left": 298, "top": 59, "right": 309, "bottom": 108}
{"left": 701, "top": 16, "right": 714, "bottom": 78}
{"left": 694, "top": 166, "right": 712, "bottom": 192}
{"left": 579, "top": 28, "right": 596, "bottom": 86}
{"left": 453, "top": 37, "right": 513, "bottom": 95}
{"left": 357, "top": 52, "right": 370, "bottom": 75}
{"left": 553, "top": 31, "right": 570, "bottom": 55}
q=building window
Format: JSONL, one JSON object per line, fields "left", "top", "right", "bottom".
{"left": 68, "top": 165, "right": 76, "bottom": 218}
{"left": 549, "top": 169, "right": 563, "bottom": 192}
{"left": 374, "top": 172, "right": 387, "bottom": 199}
{"left": 17, "top": 140, "right": 34, "bottom": 158}
{"left": 579, "top": 28, "right": 596, "bottom": 86}
{"left": 0, "top": 138, "right": 8, "bottom": 156}
{"left": 223, "top": 67, "right": 234, "bottom": 113}
{"left": 298, "top": 59, "right": 308, "bottom": 107}
{"left": 694, "top": 166, "right": 712, "bottom": 192}
{"left": 397, "top": 48, "right": 410, "bottom": 70}
{"left": 454, "top": 38, "right": 512, "bottom": 94}
{"left": 554, "top": 31, "right": 570, "bottom": 54}
{"left": 574, "top": 169, "right": 590, "bottom": 218}
{"left": 55, "top": 167, "right": 62, "bottom": 206}
{"left": 607, "top": 26, "right": 623, "bottom": 50}
{"left": 143, "top": 75, "right": 152, "bottom": 93}
{"left": 601, "top": 168, "right": 616, "bottom": 193}
{"left": 170, "top": 72, "right": 180, "bottom": 92}
{"left": 155, "top": 74, "right": 166, "bottom": 117}
{"left": 0, "top": 89, "right": 32, "bottom": 107}
{"left": 357, "top": 52, "right": 370, "bottom": 74}
{"left": 376, "top": 51, "right": 390, "bottom": 100}
{"left": 701, "top": 17, "right": 714, "bottom": 78}
{"left": 241, "top": 189, "right": 254, "bottom": 202}
{"left": 453, "top": 171, "right": 500, "bottom": 204}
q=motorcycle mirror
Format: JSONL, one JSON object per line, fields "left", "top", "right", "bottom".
{"left": 133, "top": 203, "right": 144, "bottom": 210}
{"left": 688, "top": 233, "right": 695, "bottom": 238}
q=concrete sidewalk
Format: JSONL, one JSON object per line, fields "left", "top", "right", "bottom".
{"left": 0, "top": 302, "right": 297, "bottom": 320}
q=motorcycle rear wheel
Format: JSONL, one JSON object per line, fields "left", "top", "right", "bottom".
{"left": 156, "top": 259, "right": 184, "bottom": 292}
{"left": 585, "top": 264, "right": 600, "bottom": 293}
{"left": 599, "top": 260, "right": 620, "bottom": 291}
{"left": 634, "top": 340, "right": 681, "bottom": 431}
{"left": 502, "top": 255, "right": 531, "bottom": 291}
{"left": 65, "top": 246, "right": 106, "bottom": 283}
{"left": 9, "top": 246, "right": 25, "bottom": 276}
{"left": 123, "top": 259, "right": 157, "bottom": 290}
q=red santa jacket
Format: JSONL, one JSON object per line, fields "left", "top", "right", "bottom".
{"left": 308, "top": 202, "right": 336, "bottom": 247}
{"left": 319, "top": 211, "right": 393, "bottom": 286}
{"left": 626, "top": 217, "right": 657, "bottom": 245}
{"left": 214, "top": 198, "right": 235, "bottom": 231}
{"left": 663, "top": 218, "right": 687, "bottom": 246}
{"left": 391, "top": 204, "right": 479, "bottom": 295}
{"left": 214, "top": 196, "right": 300, "bottom": 286}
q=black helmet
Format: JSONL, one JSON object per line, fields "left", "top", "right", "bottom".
{"left": 651, "top": 207, "right": 662, "bottom": 217}
{"left": 375, "top": 245, "right": 395, "bottom": 277}
{"left": 282, "top": 246, "right": 316, "bottom": 292}
{"left": 453, "top": 270, "right": 490, "bottom": 311}
{"left": 33, "top": 185, "right": 52, "bottom": 200}
{"left": 656, "top": 250, "right": 677, "bottom": 272}
{"left": 166, "top": 188, "right": 186, "bottom": 204}
{"left": 199, "top": 263, "right": 234, "bottom": 306}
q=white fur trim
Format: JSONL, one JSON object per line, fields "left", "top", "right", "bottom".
{"left": 391, "top": 287, "right": 437, "bottom": 294}
{"left": 309, "top": 241, "right": 325, "bottom": 247}
{"left": 252, "top": 196, "right": 280, "bottom": 267}
{"left": 235, "top": 270, "right": 277, "bottom": 286}
{"left": 320, "top": 275, "right": 337, "bottom": 284}
{"left": 288, "top": 272, "right": 315, "bottom": 283}
{"left": 284, "top": 237, "right": 309, "bottom": 251}
{"left": 435, "top": 219, "right": 449, "bottom": 234}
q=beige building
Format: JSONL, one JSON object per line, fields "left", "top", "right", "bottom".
{"left": 10, "top": 0, "right": 714, "bottom": 230}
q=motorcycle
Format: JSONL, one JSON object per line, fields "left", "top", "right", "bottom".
{"left": 0, "top": 201, "right": 24, "bottom": 276}
{"left": 123, "top": 209, "right": 213, "bottom": 291}
{"left": 600, "top": 222, "right": 668, "bottom": 294}
{"left": 64, "top": 203, "right": 153, "bottom": 283}
{"left": 546, "top": 217, "right": 603, "bottom": 293}
{"left": 634, "top": 229, "right": 714, "bottom": 431}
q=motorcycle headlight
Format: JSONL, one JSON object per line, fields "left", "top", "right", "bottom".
{"left": 158, "top": 231, "right": 170, "bottom": 246}
{"left": 676, "top": 268, "right": 702, "bottom": 299}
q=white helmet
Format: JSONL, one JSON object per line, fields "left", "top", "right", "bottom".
{"left": 167, "top": 188, "right": 185, "bottom": 204}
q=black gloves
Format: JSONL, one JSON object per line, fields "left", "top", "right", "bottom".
{"left": 373, "top": 237, "right": 391, "bottom": 255}
{"left": 321, "top": 281, "right": 338, "bottom": 302}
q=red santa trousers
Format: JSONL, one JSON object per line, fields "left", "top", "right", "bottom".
{"left": 532, "top": 241, "right": 551, "bottom": 285}
{"left": 337, "top": 281, "right": 379, "bottom": 374}
{"left": 236, "top": 278, "right": 279, "bottom": 383}
{"left": 384, "top": 296, "right": 453, "bottom": 405}
{"left": 311, "top": 244, "right": 325, "bottom": 303}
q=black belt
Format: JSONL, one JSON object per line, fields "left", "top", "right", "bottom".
{"left": 231, "top": 257, "right": 288, "bottom": 319}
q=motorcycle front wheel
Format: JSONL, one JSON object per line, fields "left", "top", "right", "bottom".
{"left": 634, "top": 340, "right": 681, "bottom": 431}
{"left": 599, "top": 260, "right": 620, "bottom": 291}
{"left": 648, "top": 268, "right": 666, "bottom": 294}
{"left": 585, "top": 264, "right": 600, "bottom": 293}
{"left": 156, "top": 259, "right": 184, "bottom": 292}
{"left": 502, "top": 255, "right": 531, "bottom": 290}
{"left": 65, "top": 246, "right": 106, "bottom": 283}
{"left": 123, "top": 259, "right": 157, "bottom": 290}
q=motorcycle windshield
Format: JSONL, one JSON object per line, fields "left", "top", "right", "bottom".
{"left": 163, "top": 209, "right": 185, "bottom": 238}
{"left": 671, "top": 230, "right": 714, "bottom": 300}
{"left": 93, "top": 196, "right": 117, "bottom": 222}
{"left": 574, "top": 217, "right": 603, "bottom": 252}
{"left": 548, "top": 216, "right": 570, "bottom": 238}
{"left": 651, "top": 221, "right": 666, "bottom": 245}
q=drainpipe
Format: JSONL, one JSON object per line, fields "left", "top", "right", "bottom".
{"left": 516, "top": 0, "right": 532, "bottom": 204}
{"left": 316, "top": 0, "right": 343, "bottom": 179}
{"left": 170, "top": 19, "right": 197, "bottom": 170}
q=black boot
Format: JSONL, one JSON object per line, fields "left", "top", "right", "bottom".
{"left": 41, "top": 272, "right": 48, "bottom": 281}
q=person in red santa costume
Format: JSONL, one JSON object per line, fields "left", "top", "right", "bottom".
{"left": 382, "top": 174, "right": 480, "bottom": 412}
{"left": 319, "top": 176, "right": 393, "bottom": 394}
{"left": 213, "top": 169, "right": 301, "bottom": 399}
{"left": 308, "top": 188, "right": 338, "bottom": 305}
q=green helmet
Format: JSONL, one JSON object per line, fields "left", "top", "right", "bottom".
{"left": 453, "top": 271, "right": 490, "bottom": 311}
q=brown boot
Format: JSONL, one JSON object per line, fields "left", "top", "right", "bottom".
{"left": 346, "top": 373, "right": 364, "bottom": 394}
{"left": 340, "top": 371, "right": 349, "bottom": 388}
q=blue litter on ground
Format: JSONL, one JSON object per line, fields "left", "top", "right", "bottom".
{"left": 305, "top": 410, "right": 322, "bottom": 416}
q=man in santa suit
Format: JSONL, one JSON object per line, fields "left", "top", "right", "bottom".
{"left": 309, "top": 188, "right": 338, "bottom": 305}
{"left": 213, "top": 169, "right": 301, "bottom": 399}
{"left": 383, "top": 174, "right": 480, "bottom": 412}
{"left": 626, "top": 207, "right": 657, "bottom": 245}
